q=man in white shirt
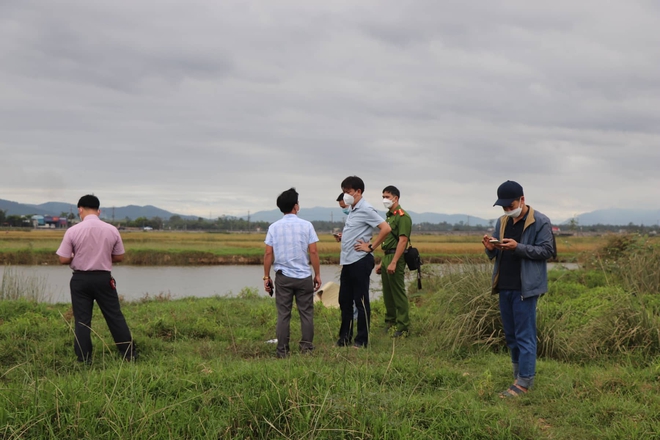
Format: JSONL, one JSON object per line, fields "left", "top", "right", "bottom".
{"left": 263, "top": 188, "right": 321, "bottom": 358}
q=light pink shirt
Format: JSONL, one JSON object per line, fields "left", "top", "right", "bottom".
{"left": 56, "top": 215, "right": 125, "bottom": 271}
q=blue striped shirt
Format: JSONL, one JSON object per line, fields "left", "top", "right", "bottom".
{"left": 340, "top": 198, "right": 385, "bottom": 265}
{"left": 265, "top": 214, "right": 319, "bottom": 279}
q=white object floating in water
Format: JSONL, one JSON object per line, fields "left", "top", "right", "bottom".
{"left": 265, "top": 339, "right": 278, "bottom": 344}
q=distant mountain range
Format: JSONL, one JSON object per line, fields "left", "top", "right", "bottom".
{"left": 561, "top": 208, "right": 660, "bottom": 227}
{"left": 248, "top": 207, "right": 492, "bottom": 226}
{"left": 2, "top": 198, "right": 659, "bottom": 226}
{"left": 0, "top": 199, "right": 197, "bottom": 221}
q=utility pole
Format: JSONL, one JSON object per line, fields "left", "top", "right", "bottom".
{"left": 247, "top": 211, "right": 251, "bottom": 231}
{"left": 112, "top": 207, "right": 115, "bottom": 223}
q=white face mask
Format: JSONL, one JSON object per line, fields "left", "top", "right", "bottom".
{"left": 341, "top": 207, "right": 350, "bottom": 215}
{"left": 504, "top": 204, "right": 523, "bottom": 218}
{"left": 382, "top": 198, "right": 394, "bottom": 209}
{"left": 343, "top": 193, "right": 355, "bottom": 206}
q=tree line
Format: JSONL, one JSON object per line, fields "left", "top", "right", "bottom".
{"left": 1, "top": 209, "right": 657, "bottom": 235}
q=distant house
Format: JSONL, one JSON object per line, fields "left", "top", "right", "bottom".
{"left": 551, "top": 226, "right": 561, "bottom": 235}
{"left": 32, "top": 215, "right": 67, "bottom": 228}
{"left": 31, "top": 215, "right": 44, "bottom": 227}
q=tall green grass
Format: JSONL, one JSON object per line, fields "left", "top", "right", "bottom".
{"left": 0, "top": 265, "right": 50, "bottom": 301}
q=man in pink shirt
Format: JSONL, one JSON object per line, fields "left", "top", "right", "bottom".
{"left": 56, "top": 195, "right": 136, "bottom": 363}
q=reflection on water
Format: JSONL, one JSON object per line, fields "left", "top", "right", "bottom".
{"left": 0, "top": 265, "right": 381, "bottom": 304}
{"left": 0, "top": 262, "right": 577, "bottom": 304}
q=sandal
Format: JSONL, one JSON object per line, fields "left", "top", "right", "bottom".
{"left": 499, "top": 383, "right": 528, "bottom": 398}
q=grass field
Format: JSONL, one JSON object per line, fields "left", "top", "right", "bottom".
{"left": 0, "top": 229, "right": 620, "bottom": 265}
{"left": 2, "top": 237, "right": 660, "bottom": 439}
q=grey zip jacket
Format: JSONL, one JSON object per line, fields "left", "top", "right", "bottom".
{"left": 485, "top": 206, "right": 554, "bottom": 298}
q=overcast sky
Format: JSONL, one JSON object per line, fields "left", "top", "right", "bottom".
{"left": 1, "top": 0, "right": 659, "bottom": 222}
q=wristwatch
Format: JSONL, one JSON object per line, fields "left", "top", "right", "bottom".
{"left": 263, "top": 276, "right": 271, "bottom": 280}
{"left": 368, "top": 244, "right": 374, "bottom": 252}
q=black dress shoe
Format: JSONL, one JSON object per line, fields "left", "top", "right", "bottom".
{"left": 336, "top": 338, "right": 352, "bottom": 347}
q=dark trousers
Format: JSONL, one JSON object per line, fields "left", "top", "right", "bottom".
{"left": 70, "top": 272, "right": 134, "bottom": 362}
{"left": 381, "top": 253, "right": 409, "bottom": 332}
{"left": 274, "top": 272, "right": 315, "bottom": 357}
{"left": 338, "top": 254, "right": 375, "bottom": 346}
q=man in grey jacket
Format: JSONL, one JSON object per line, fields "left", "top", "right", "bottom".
{"left": 482, "top": 180, "right": 554, "bottom": 398}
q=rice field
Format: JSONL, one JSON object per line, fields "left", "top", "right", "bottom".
{"left": 0, "top": 229, "right": 621, "bottom": 265}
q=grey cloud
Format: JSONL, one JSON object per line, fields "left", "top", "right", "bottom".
{"left": 1, "top": 0, "right": 659, "bottom": 220}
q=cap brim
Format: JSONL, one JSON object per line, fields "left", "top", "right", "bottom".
{"left": 493, "top": 198, "right": 516, "bottom": 207}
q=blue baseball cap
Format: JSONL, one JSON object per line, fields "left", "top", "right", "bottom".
{"left": 494, "top": 180, "right": 524, "bottom": 206}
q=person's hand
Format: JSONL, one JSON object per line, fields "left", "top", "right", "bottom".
{"left": 387, "top": 261, "right": 397, "bottom": 274}
{"left": 499, "top": 238, "right": 518, "bottom": 251}
{"left": 354, "top": 239, "right": 371, "bottom": 253}
{"left": 313, "top": 274, "right": 321, "bottom": 291}
{"left": 482, "top": 235, "right": 496, "bottom": 251}
{"left": 375, "top": 262, "right": 382, "bottom": 274}
{"left": 333, "top": 232, "right": 342, "bottom": 242}
{"left": 264, "top": 278, "right": 273, "bottom": 295}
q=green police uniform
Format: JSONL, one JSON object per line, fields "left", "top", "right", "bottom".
{"left": 380, "top": 206, "right": 412, "bottom": 333}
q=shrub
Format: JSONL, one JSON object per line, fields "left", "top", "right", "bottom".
{"left": 582, "top": 234, "right": 660, "bottom": 295}
{"left": 418, "top": 258, "right": 660, "bottom": 363}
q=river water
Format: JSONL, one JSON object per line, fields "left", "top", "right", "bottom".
{"left": 0, "top": 263, "right": 577, "bottom": 304}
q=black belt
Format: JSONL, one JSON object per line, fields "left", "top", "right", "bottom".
{"left": 383, "top": 249, "right": 396, "bottom": 255}
{"left": 73, "top": 270, "right": 110, "bottom": 274}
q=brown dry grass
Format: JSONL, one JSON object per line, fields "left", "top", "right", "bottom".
{"left": 0, "top": 229, "right": 607, "bottom": 264}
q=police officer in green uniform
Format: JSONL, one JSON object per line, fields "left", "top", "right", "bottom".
{"left": 377, "top": 185, "right": 413, "bottom": 337}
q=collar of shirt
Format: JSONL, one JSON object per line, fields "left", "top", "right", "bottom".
{"left": 351, "top": 197, "right": 365, "bottom": 212}
{"left": 82, "top": 214, "right": 100, "bottom": 222}
{"left": 386, "top": 206, "right": 405, "bottom": 218}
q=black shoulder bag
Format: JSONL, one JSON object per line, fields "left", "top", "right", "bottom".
{"left": 390, "top": 231, "right": 422, "bottom": 290}
{"left": 404, "top": 240, "right": 423, "bottom": 290}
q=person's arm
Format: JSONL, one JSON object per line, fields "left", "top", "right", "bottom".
{"left": 387, "top": 235, "right": 409, "bottom": 274}
{"left": 513, "top": 220, "right": 555, "bottom": 260}
{"left": 263, "top": 245, "right": 274, "bottom": 293}
{"left": 483, "top": 219, "right": 501, "bottom": 260}
{"left": 388, "top": 214, "right": 412, "bottom": 273}
{"left": 308, "top": 242, "right": 321, "bottom": 291}
{"left": 355, "top": 221, "right": 392, "bottom": 252}
{"left": 371, "top": 221, "right": 392, "bottom": 250}
{"left": 112, "top": 254, "right": 124, "bottom": 263}
{"left": 56, "top": 231, "right": 74, "bottom": 265}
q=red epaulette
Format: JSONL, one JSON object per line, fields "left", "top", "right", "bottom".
{"left": 396, "top": 209, "right": 405, "bottom": 216}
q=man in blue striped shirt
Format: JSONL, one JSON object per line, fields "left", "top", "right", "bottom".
{"left": 264, "top": 188, "right": 321, "bottom": 358}
{"left": 335, "top": 176, "right": 391, "bottom": 349}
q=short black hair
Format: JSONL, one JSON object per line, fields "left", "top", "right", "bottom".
{"left": 77, "top": 194, "right": 100, "bottom": 210}
{"left": 382, "top": 185, "right": 400, "bottom": 198}
{"left": 341, "top": 176, "right": 365, "bottom": 193}
{"left": 276, "top": 188, "right": 299, "bottom": 214}
{"left": 336, "top": 193, "right": 345, "bottom": 202}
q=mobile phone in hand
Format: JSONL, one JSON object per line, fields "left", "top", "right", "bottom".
{"left": 267, "top": 279, "right": 274, "bottom": 297}
{"left": 489, "top": 238, "right": 500, "bottom": 243}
